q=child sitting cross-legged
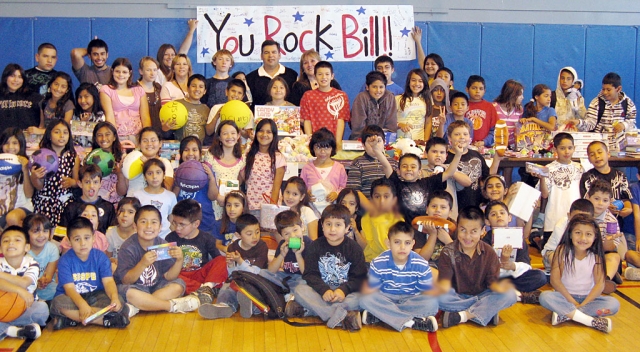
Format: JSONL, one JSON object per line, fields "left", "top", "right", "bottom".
{"left": 50, "top": 218, "right": 129, "bottom": 330}
{"left": 114, "top": 205, "right": 198, "bottom": 314}
{"left": 482, "top": 201, "right": 547, "bottom": 304}
{"left": 539, "top": 214, "right": 620, "bottom": 333}
{"left": 198, "top": 214, "right": 268, "bottom": 319}
{"left": 165, "top": 199, "right": 228, "bottom": 305}
{"left": 286, "top": 204, "right": 367, "bottom": 331}
{"left": 360, "top": 221, "right": 439, "bottom": 333}
{"left": 438, "top": 206, "right": 517, "bottom": 328}
{"left": 0, "top": 226, "right": 49, "bottom": 340}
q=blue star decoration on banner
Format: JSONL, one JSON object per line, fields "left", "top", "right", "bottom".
{"left": 324, "top": 51, "right": 334, "bottom": 60}
{"left": 400, "top": 27, "right": 411, "bottom": 37}
{"left": 200, "top": 47, "right": 210, "bottom": 57}
{"left": 244, "top": 18, "right": 254, "bottom": 26}
{"left": 292, "top": 11, "right": 304, "bottom": 22}
{"left": 356, "top": 6, "right": 366, "bottom": 15}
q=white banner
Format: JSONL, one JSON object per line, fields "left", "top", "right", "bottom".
{"left": 196, "top": 5, "right": 415, "bottom": 63}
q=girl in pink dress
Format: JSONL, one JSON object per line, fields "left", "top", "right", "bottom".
{"left": 100, "top": 57, "right": 151, "bottom": 144}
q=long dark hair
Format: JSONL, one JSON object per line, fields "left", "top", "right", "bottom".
{"left": 523, "top": 84, "right": 551, "bottom": 119}
{"left": 220, "top": 191, "right": 247, "bottom": 234}
{"left": 42, "top": 71, "right": 74, "bottom": 118}
{"left": 156, "top": 44, "right": 176, "bottom": 77}
{"left": 74, "top": 83, "right": 103, "bottom": 116}
{"left": 245, "top": 119, "right": 279, "bottom": 181}
{"left": 91, "top": 121, "right": 123, "bottom": 162}
{"left": 108, "top": 58, "right": 135, "bottom": 88}
{"left": 283, "top": 176, "right": 312, "bottom": 213}
{"left": 0, "top": 127, "right": 27, "bottom": 183}
{"left": 494, "top": 79, "right": 524, "bottom": 113}
{"left": 0, "top": 64, "right": 27, "bottom": 95}
{"left": 555, "top": 214, "right": 605, "bottom": 278}
{"left": 40, "top": 119, "right": 75, "bottom": 157}
{"left": 179, "top": 136, "right": 202, "bottom": 164}
{"left": 399, "top": 69, "right": 432, "bottom": 114}
{"left": 211, "top": 120, "right": 242, "bottom": 159}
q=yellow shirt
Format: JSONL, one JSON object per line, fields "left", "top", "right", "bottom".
{"left": 361, "top": 212, "right": 404, "bottom": 262}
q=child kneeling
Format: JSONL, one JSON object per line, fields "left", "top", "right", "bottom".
{"left": 287, "top": 204, "right": 367, "bottom": 331}
{"left": 539, "top": 214, "right": 619, "bottom": 333}
{"left": 360, "top": 222, "right": 439, "bottom": 332}
{"left": 438, "top": 206, "right": 517, "bottom": 328}
{"left": 50, "top": 218, "right": 129, "bottom": 330}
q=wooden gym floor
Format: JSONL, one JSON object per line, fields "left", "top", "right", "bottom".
{"left": 2, "top": 249, "right": 640, "bottom": 352}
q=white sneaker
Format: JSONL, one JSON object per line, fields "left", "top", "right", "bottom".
{"left": 170, "top": 295, "right": 200, "bottom": 313}
{"left": 625, "top": 267, "right": 640, "bottom": 281}
{"left": 127, "top": 303, "right": 140, "bottom": 318}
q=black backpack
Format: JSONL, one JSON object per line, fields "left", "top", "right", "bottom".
{"left": 229, "top": 271, "right": 288, "bottom": 319}
{"left": 597, "top": 97, "right": 628, "bottom": 125}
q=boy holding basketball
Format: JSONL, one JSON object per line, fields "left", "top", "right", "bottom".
{"left": 50, "top": 217, "right": 129, "bottom": 330}
{"left": 0, "top": 226, "right": 48, "bottom": 340}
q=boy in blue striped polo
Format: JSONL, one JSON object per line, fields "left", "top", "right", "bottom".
{"left": 359, "top": 221, "right": 439, "bottom": 332}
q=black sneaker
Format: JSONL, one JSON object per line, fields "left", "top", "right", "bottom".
{"left": 341, "top": 311, "right": 362, "bottom": 332}
{"left": 193, "top": 286, "right": 215, "bottom": 305}
{"left": 412, "top": 317, "right": 438, "bottom": 332}
{"left": 361, "top": 310, "right": 380, "bottom": 325}
{"left": 613, "top": 272, "right": 623, "bottom": 285}
{"left": 103, "top": 305, "right": 130, "bottom": 328}
{"left": 17, "top": 323, "right": 41, "bottom": 340}
{"left": 442, "top": 311, "right": 461, "bottom": 328}
{"left": 284, "top": 298, "right": 305, "bottom": 318}
{"left": 53, "top": 315, "right": 78, "bottom": 330}
{"left": 521, "top": 290, "right": 541, "bottom": 304}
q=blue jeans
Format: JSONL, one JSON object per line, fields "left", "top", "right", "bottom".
{"left": 625, "top": 232, "right": 636, "bottom": 251}
{"left": 360, "top": 291, "right": 439, "bottom": 331}
{"left": 511, "top": 269, "right": 548, "bottom": 292}
{"left": 0, "top": 301, "right": 49, "bottom": 340}
{"left": 539, "top": 291, "right": 620, "bottom": 317}
{"left": 259, "top": 270, "right": 304, "bottom": 292}
{"left": 294, "top": 283, "right": 361, "bottom": 328}
{"left": 438, "top": 288, "right": 517, "bottom": 326}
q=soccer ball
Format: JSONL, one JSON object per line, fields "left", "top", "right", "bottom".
{"left": 174, "top": 160, "right": 209, "bottom": 192}
{"left": 28, "top": 148, "right": 59, "bottom": 177}
{"left": 85, "top": 149, "right": 116, "bottom": 177}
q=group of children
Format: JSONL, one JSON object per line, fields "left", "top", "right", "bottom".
{"left": 0, "top": 34, "right": 638, "bottom": 342}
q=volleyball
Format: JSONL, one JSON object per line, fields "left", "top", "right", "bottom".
{"left": 159, "top": 101, "right": 188, "bottom": 130}
{"left": 122, "top": 150, "right": 144, "bottom": 180}
{"left": 219, "top": 100, "right": 252, "bottom": 129}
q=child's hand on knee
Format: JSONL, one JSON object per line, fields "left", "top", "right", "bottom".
{"left": 332, "top": 289, "right": 346, "bottom": 302}
{"left": 322, "top": 290, "right": 335, "bottom": 302}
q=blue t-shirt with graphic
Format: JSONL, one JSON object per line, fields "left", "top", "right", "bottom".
{"left": 212, "top": 219, "right": 237, "bottom": 246}
{"left": 55, "top": 248, "right": 112, "bottom": 297}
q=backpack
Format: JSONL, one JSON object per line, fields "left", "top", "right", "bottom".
{"left": 229, "top": 271, "right": 288, "bottom": 319}
{"left": 597, "top": 97, "right": 628, "bottom": 125}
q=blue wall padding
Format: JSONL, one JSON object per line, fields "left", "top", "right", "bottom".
{"left": 480, "top": 24, "right": 535, "bottom": 101}
{"left": 533, "top": 24, "right": 586, "bottom": 96}
{"left": 426, "top": 22, "right": 482, "bottom": 93}
{"left": 1, "top": 18, "right": 33, "bottom": 68}
{"left": 584, "top": 26, "right": 636, "bottom": 103}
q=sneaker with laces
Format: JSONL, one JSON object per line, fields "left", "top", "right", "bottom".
{"left": 126, "top": 303, "right": 140, "bottom": 318}
{"left": 52, "top": 315, "right": 78, "bottom": 331}
{"left": 551, "top": 312, "right": 570, "bottom": 326}
{"left": 361, "top": 310, "right": 380, "bottom": 325}
{"left": 341, "top": 311, "right": 362, "bottom": 331}
{"left": 442, "top": 311, "right": 461, "bottom": 328}
{"left": 198, "top": 303, "right": 234, "bottom": 320}
{"left": 521, "top": 290, "right": 541, "bottom": 304}
{"left": 284, "top": 297, "right": 305, "bottom": 318}
{"left": 193, "top": 286, "right": 215, "bottom": 305}
{"left": 237, "top": 291, "right": 254, "bottom": 318}
{"left": 591, "top": 317, "right": 612, "bottom": 333}
{"left": 412, "top": 316, "right": 438, "bottom": 332}
{"left": 170, "top": 295, "right": 200, "bottom": 313}
{"left": 103, "top": 305, "right": 130, "bottom": 328}
{"left": 17, "top": 323, "right": 41, "bottom": 340}
{"left": 625, "top": 267, "right": 640, "bottom": 281}
{"left": 532, "top": 215, "right": 544, "bottom": 229}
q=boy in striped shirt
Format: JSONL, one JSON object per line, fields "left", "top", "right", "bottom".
{"left": 359, "top": 221, "right": 439, "bottom": 332}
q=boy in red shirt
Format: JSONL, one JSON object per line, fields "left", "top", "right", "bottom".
{"left": 465, "top": 75, "right": 498, "bottom": 148}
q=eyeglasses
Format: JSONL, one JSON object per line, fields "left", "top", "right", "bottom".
{"left": 171, "top": 220, "right": 194, "bottom": 230}
{"left": 313, "top": 145, "right": 332, "bottom": 150}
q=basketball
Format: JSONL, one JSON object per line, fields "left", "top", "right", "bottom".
{"left": 219, "top": 100, "right": 252, "bottom": 129}
{"left": 122, "top": 150, "right": 144, "bottom": 180}
{"left": 159, "top": 101, "right": 188, "bottom": 130}
{"left": 85, "top": 148, "right": 116, "bottom": 177}
{"left": 28, "top": 148, "right": 59, "bottom": 177}
{"left": 0, "top": 291, "right": 27, "bottom": 323}
{"left": 0, "top": 153, "right": 23, "bottom": 176}
{"left": 494, "top": 119, "right": 508, "bottom": 157}
{"left": 174, "top": 160, "right": 209, "bottom": 192}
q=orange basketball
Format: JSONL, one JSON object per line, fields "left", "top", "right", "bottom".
{"left": 0, "top": 291, "right": 27, "bottom": 322}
